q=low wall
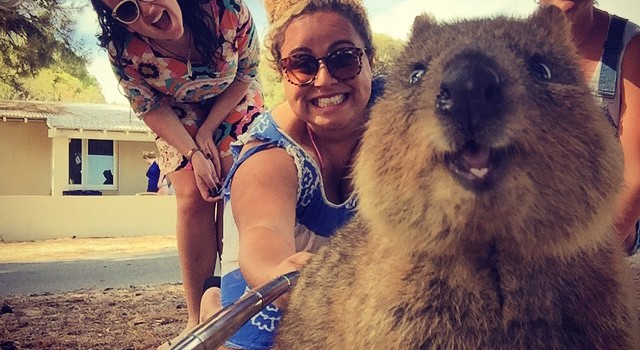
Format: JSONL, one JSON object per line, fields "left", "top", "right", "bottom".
{"left": 0, "top": 195, "right": 176, "bottom": 242}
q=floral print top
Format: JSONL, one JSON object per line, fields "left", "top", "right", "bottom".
{"left": 108, "top": 0, "right": 260, "bottom": 116}
{"left": 106, "top": 0, "right": 263, "bottom": 174}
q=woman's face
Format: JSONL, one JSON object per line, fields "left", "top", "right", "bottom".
{"left": 102, "top": 0, "right": 184, "bottom": 40}
{"left": 280, "top": 11, "right": 373, "bottom": 132}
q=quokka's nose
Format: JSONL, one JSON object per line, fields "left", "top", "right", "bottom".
{"left": 436, "top": 52, "right": 503, "bottom": 130}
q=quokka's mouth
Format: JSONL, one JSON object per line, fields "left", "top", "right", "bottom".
{"left": 444, "top": 140, "right": 508, "bottom": 190}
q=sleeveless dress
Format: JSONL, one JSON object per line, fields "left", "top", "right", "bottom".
{"left": 588, "top": 14, "right": 640, "bottom": 255}
{"left": 220, "top": 112, "right": 358, "bottom": 349}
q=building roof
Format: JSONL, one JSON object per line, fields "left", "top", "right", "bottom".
{"left": 0, "top": 100, "right": 150, "bottom": 133}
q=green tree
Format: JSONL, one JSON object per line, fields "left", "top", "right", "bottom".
{"left": 22, "top": 68, "right": 104, "bottom": 102}
{"left": 372, "top": 33, "right": 405, "bottom": 76}
{"left": 0, "top": 0, "right": 102, "bottom": 102}
{"left": 258, "top": 51, "right": 285, "bottom": 109}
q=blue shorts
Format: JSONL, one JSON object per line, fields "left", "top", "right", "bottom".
{"left": 221, "top": 269, "right": 282, "bottom": 350}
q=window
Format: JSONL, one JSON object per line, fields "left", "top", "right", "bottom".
{"left": 68, "top": 139, "right": 117, "bottom": 189}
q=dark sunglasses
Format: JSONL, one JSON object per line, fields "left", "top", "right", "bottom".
{"left": 279, "top": 47, "right": 365, "bottom": 86}
{"left": 111, "top": 0, "right": 154, "bottom": 25}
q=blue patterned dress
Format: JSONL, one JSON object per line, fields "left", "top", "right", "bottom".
{"left": 219, "top": 77, "right": 385, "bottom": 349}
{"left": 219, "top": 111, "right": 358, "bottom": 349}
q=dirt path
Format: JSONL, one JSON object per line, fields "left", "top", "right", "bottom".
{"left": 0, "top": 284, "right": 186, "bottom": 350}
{"left": 1, "top": 236, "right": 183, "bottom": 350}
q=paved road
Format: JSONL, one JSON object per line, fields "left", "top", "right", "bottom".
{"left": 0, "top": 251, "right": 181, "bottom": 295}
{"left": 0, "top": 209, "right": 240, "bottom": 296}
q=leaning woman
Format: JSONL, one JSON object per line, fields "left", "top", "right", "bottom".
{"left": 91, "top": 0, "right": 264, "bottom": 342}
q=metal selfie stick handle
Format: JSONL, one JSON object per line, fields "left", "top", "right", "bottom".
{"left": 170, "top": 271, "right": 300, "bottom": 350}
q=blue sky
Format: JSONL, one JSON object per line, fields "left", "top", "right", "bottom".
{"left": 75, "top": 0, "right": 640, "bottom": 105}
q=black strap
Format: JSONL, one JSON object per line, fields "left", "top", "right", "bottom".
{"left": 203, "top": 275, "right": 221, "bottom": 291}
{"left": 598, "top": 15, "right": 628, "bottom": 99}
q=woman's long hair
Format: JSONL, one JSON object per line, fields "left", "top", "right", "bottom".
{"left": 91, "top": 0, "right": 222, "bottom": 66}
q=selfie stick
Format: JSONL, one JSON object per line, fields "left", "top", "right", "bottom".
{"left": 170, "top": 271, "right": 299, "bottom": 350}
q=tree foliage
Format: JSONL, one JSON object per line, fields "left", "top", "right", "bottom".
{"left": 372, "top": 33, "right": 405, "bottom": 76}
{"left": 0, "top": 0, "right": 102, "bottom": 101}
{"left": 258, "top": 51, "right": 285, "bottom": 109}
{"left": 22, "top": 68, "right": 104, "bottom": 102}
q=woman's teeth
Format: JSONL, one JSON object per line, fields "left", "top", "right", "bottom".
{"left": 313, "top": 94, "right": 346, "bottom": 108}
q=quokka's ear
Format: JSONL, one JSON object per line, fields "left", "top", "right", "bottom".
{"left": 529, "top": 6, "right": 573, "bottom": 47}
{"left": 409, "top": 13, "right": 437, "bottom": 44}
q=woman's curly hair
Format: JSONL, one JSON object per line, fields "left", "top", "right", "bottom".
{"left": 91, "top": 0, "right": 223, "bottom": 66}
{"left": 264, "top": 0, "right": 375, "bottom": 72}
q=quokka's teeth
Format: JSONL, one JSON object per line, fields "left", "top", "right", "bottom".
{"left": 470, "top": 168, "right": 489, "bottom": 178}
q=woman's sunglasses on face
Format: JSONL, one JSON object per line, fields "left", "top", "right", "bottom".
{"left": 280, "top": 47, "right": 366, "bottom": 87}
{"left": 111, "top": 0, "right": 154, "bottom": 25}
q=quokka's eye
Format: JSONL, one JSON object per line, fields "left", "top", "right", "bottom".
{"left": 529, "top": 56, "right": 552, "bottom": 81}
{"left": 409, "top": 63, "right": 427, "bottom": 84}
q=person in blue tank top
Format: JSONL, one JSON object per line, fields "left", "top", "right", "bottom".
{"left": 197, "top": 0, "right": 384, "bottom": 349}
{"left": 539, "top": 0, "right": 640, "bottom": 255}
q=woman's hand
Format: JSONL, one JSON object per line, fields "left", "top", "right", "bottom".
{"left": 190, "top": 150, "right": 222, "bottom": 202}
{"left": 271, "top": 251, "right": 314, "bottom": 309}
{"left": 274, "top": 251, "right": 314, "bottom": 275}
{"left": 139, "top": 105, "right": 223, "bottom": 201}
{"left": 195, "top": 125, "right": 222, "bottom": 182}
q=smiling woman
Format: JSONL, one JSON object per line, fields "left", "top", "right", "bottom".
{"left": 89, "top": 0, "right": 264, "bottom": 345}
{"left": 189, "top": 0, "right": 386, "bottom": 348}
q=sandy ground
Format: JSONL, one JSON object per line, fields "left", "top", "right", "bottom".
{"left": 0, "top": 284, "right": 186, "bottom": 349}
{"left": 0, "top": 236, "right": 185, "bottom": 350}
{"left": 0, "top": 236, "right": 178, "bottom": 263}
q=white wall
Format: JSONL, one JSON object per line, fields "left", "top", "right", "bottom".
{"left": 0, "top": 195, "right": 176, "bottom": 242}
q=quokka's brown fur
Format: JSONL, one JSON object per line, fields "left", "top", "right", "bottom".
{"left": 276, "top": 7, "right": 639, "bottom": 350}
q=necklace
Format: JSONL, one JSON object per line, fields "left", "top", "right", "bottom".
{"left": 150, "top": 30, "right": 192, "bottom": 76}
{"left": 306, "top": 124, "right": 326, "bottom": 169}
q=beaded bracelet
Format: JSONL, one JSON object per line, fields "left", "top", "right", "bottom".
{"left": 186, "top": 147, "right": 203, "bottom": 163}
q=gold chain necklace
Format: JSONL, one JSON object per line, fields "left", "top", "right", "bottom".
{"left": 150, "top": 29, "right": 192, "bottom": 76}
